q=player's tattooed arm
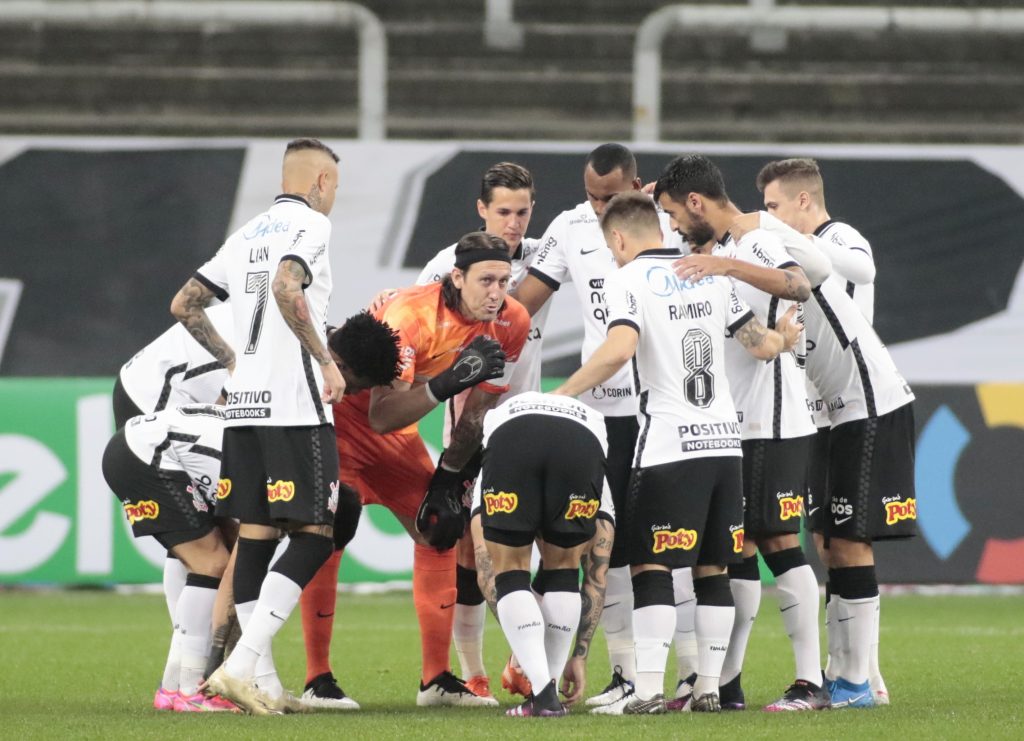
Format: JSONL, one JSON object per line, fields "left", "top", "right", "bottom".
{"left": 442, "top": 387, "right": 500, "bottom": 470}
{"left": 573, "top": 520, "right": 613, "bottom": 659}
{"left": 780, "top": 266, "right": 812, "bottom": 302}
{"left": 272, "top": 259, "right": 333, "bottom": 366}
{"left": 734, "top": 315, "right": 787, "bottom": 360}
{"left": 170, "top": 277, "right": 236, "bottom": 372}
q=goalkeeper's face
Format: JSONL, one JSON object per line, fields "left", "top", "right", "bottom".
{"left": 453, "top": 261, "right": 513, "bottom": 322}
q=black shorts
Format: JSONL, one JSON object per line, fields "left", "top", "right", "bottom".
{"left": 112, "top": 375, "right": 145, "bottom": 429}
{"left": 742, "top": 435, "right": 812, "bottom": 537}
{"left": 826, "top": 403, "right": 917, "bottom": 542}
{"left": 805, "top": 426, "right": 830, "bottom": 534}
{"left": 605, "top": 414, "right": 639, "bottom": 568}
{"left": 626, "top": 457, "right": 745, "bottom": 569}
{"left": 216, "top": 424, "right": 339, "bottom": 528}
{"left": 101, "top": 428, "right": 215, "bottom": 550}
{"left": 480, "top": 415, "right": 606, "bottom": 549}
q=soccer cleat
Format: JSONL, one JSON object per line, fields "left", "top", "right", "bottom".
{"left": 584, "top": 665, "right": 634, "bottom": 707}
{"left": 590, "top": 688, "right": 635, "bottom": 715}
{"left": 465, "top": 675, "right": 496, "bottom": 701}
{"left": 763, "top": 680, "right": 832, "bottom": 712}
{"left": 500, "top": 655, "right": 532, "bottom": 698}
{"left": 202, "top": 694, "right": 243, "bottom": 712}
{"left": 870, "top": 675, "right": 890, "bottom": 706}
{"left": 173, "top": 691, "right": 242, "bottom": 713}
{"left": 417, "top": 670, "right": 498, "bottom": 707}
{"left": 690, "top": 692, "right": 722, "bottom": 713}
{"left": 622, "top": 694, "right": 668, "bottom": 715}
{"left": 719, "top": 673, "right": 746, "bottom": 710}
{"left": 300, "top": 672, "right": 361, "bottom": 711}
{"left": 506, "top": 680, "right": 567, "bottom": 717}
{"left": 153, "top": 687, "right": 178, "bottom": 711}
{"left": 830, "top": 677, "right": 875, "bottom": 709}
{"left": 675, "top": 672, "right": 697, "bottom": 700}
{"left": 205, "top": 665, "right": 282, "bottom": 716}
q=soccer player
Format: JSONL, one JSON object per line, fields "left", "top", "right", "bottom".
{"left": 101, "top": 404, "right": 238, "bottom": 713}
{"left": 171, "top": 137, "right": 347, "bottom": 715}
{"left": 479, "top": 391, "right": 608, "bottom": 717}
{"left": 329, "top": 232, "right": 529, "bottom": 707}
{"left": 756, "top": 158, "right": 895, "bottom": 707}
{"left": 557, "top": 191, "right": 801, "bottom": 714}
{"left": 514, "top": 144, "right": 691, "bottom": 705}
{"left": 656, "top": 154, "right": 831, "bottom": 711}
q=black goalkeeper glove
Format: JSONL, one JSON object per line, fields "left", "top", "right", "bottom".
{"left": 426, "top": 336, "right": 506, "bottom": 402}
{"left": 416, "top": 460, "right": 472, "bottom": 550}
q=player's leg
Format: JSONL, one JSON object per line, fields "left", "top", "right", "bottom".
{"left": 718, "top": 541, "right": 759, "bottom": 711}
{"left": 805, "top": 426, "right": 839, "bottom": 685}
{"left": 454, "top": 534, "right": 492, "bottom": 699}
{"left": 671, "top": 567, "right": 698, "bottom": 699}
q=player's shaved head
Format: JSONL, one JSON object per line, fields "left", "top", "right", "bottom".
{"left": 586, "top": 143, "right": 637, "bottom": 180}
{"left": 282, "top": 138, "right": 340, "bottom": 216}
{"left": 600, "top": 191, "right": 661, "bottom": 239}
{"left": 756, "top": 158, "right": 826, "bottom": 207}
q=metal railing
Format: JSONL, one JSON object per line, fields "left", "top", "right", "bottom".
{"left": 633, "top": 4, "right": 1024, "bottom": 141}
{"left": 3, "top": 0, "right": 388, "bottom": 139}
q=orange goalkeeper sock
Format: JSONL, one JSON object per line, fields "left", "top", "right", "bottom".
{"left": 413, "top": 543, "right": 457, "bottom": 685}
{"left": 300, "top": 548, "right": 342, "bottom": 685}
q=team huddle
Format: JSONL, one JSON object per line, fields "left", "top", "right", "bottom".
{"left": 101, "top": 138, "right": 917, "bottom": 717}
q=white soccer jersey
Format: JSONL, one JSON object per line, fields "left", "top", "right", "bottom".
{"left": 806, "top": 220, "right": 876, "bottom": 427}
{"left": 119, "top": 303, "right": 232, "bottom": 413}
{"left": 529, "top": 201, "right": 684, "bottom": 417}
{"left": 605, "top": 250, "right": 753, "bottom": 468}
{"left": 715, "top": 230, "right": 815, "bottom": 441}
{"left": 482, "top": 390, "right": 608, "bottom": 453}
{"left": 196, "top": 194, "right": 333, "bottom": 427}
{"left": 124, "top": 404, "right": 225, "bottom": 510}
{"left": 804, "top": 276, "right": 914, "bottom": 427}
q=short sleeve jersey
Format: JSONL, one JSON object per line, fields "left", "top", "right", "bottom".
{"left": 195, "top": 195, "right": 333, "bottom": 427}
{"left": 528, "top": 201, "right": 684, "bottom": 417}
{"left": 482, "top": 391, "right": 608, "bottom": 455}
{"left": 119, "top": 302, "right": 232, "bottom": 413}
{"left": 604, "top": 250, "right": 753, "bottom": 468}
{"left": 123, "top": 404, "right": 226, "bottom": 510}
{"left": 715, "top": 230, "right": 815, "bottom": 441}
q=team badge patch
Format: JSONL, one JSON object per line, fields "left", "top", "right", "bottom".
{"left": 327, "top": 481, "right": 340, "bottom": 514}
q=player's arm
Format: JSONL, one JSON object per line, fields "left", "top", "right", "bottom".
{"left": 811, "top": 233, "right": 875, "bottom": 284}
{"left": 674, "top": 253, "right": 811, "bottom": 302}
{"left": 170, "top": 277, "right": 236, "bottom": 373}
{"left": 732, "top": 212, "right": 832, "bottom": 287}
{"left": 367, "top": 379, "right": 437, "bottom": 434}
{"left": 512, "top": 272, "right": 556, "bottom": 317}
{"left": 272, "top": 258, "right": 346, "bottom": 402}
{"left": 442, "top": 386, "right": 501, "bottom": 471}
{"left": 733, "top": 306, "right": 802, "bottom": 360}
{"left": 552, "top": 325, "right": 638, "bottom": 398}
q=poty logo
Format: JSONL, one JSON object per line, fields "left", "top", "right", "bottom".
{"left": 731, "top": 527, "right": 745, "bottom": 553}
{"left": 484, "top": 491, "right": 518, "bottom": 516}
{"left": 267, "top": 480, "right": 296, "bottom": 503}
{"left": 216, "top": 479, "right": 232, "bottom": 500}
{"left": 885, "top": 498, "right": 917, "bottom": 526}
{"left": 565, "top": 499, "right": 600, "bottom": 520}
{"left": 652, "top": 528, "right": 698, "bottom": 553}
{"left": 124, "top": 500, "right": 159, "bottom": 525}
{"left": 778, "top": 494, "right": 804, "bottom": 521}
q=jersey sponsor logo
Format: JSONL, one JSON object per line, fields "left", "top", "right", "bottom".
{"left": 564, "top": 498, "right": 600, "bottom": 520}
{"left": 827, "top": 396, "right": 846, "bottom": 412}
{"left": 227, "top": 390, "right": 272, "bottom": 405}
{"left": 123, "top": 499, "right": 159, "bottom": 525}
{"left": 591, "top": 385, "right": 631, "bottom": 400}
{"left": 678, "top": 421, "right": 741, "bottom": 437}
{"left": 216, "top": 478, "right": 232, "bottom": 499}
{"left": 508, "top": 400, "right": 586, "bottom": 421}
{"left": 652, "top": 526, "right": 698, "bottom": 553}
{"left": 327, "top": 481, "right": 340, "bottom": 514}
{"left": 290, "top": 229, "right": 306, "bottom": 247}
{"left": 747, "top": 242, "right": 776, "bottom": 268}
{"left": 484, "top": 491, "right": 518, "bottom": 516}
{"left": 681, "top": 438, "right": 741, "bottom": 453}
{"left": 588, "top": 279, "right": 608, "bottom": 324}
{"left": 243, "top": 215, "right": 291, "bottom": 240}
{"left": 267, "top": 479, "right": 296, "bottom": 503}
{"left": 569, "top": 213, "right": 597, "bottom": 225}
{"left": 626, "top": 291, "right": 639, "bottom": 316}
{"left": 536, "top": 236, "right": 557, "bottom": 262}
{"left": 731, "top": 525, "right": 745, "bottom": 553}
{"left": 225, "top": 407, "right": 271, "bottom": 420}
{"left": 884, "top": 496, "right": 917, "bottom": 526}
{"left": 646, "top": 265, "right": 712, "bottom": 297}
{"left": 777, "top": 492, "right": 804, "bottom": 521}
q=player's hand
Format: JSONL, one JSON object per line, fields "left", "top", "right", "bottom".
{"left": 729, "top": 211, "right": 761, "bottom": 241}
{"left": 640, "top": 181, "right": 657, "bottom": 196}
{"left": 320, "top": 359, "right": 347, "bottom": 403}
{"left": 673, "top": 254, "right": 730, "bottom": 283}
{"left": 775, "top": 305, "right": 804, "bottom": 352}
{"left": 415, "top": 461, "right": 470, "bottom": 550}
{"left": 368, "top": 288, "right": 398, "bottom": 313}
{"left": 559, "top": 655, "right": 586, "bottom": 705}
{"left": 426, "top": 336, "right": 506, "bottom": 402}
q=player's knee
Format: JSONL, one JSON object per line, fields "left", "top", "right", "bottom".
{"left": 494, "top": 569, "right": 531, "bottom": 601}
{"left": 332, "top": 482, "right": 362, "bottom": 550}
{"left": 456, "top": 564, "right": 485, "bottom": 606}
{"left": 537, "top": 568, "right": 579, "bottom": 594}
{"left": 631, "top": 569, "right": 674, "bottom": 608}
{"left": 271, "top": 531, "right": 335, "bottom": 589}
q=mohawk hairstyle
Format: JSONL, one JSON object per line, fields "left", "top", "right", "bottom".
{"left": 328, "top": 312, "right": 402, "bottom": 386}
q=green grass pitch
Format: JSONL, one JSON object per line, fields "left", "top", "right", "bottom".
{"left": 1, "top": 590, "right": 1021, "bottom": 739}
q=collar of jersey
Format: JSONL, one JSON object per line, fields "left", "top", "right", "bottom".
{"left": 275, "top": 193, "right": 311, "bottom": 208}
{"left": 813, "top": 219, "right": 837, "bottom": 237}
{"left": 636, "top": 248, "right": 683, "bottom": 259}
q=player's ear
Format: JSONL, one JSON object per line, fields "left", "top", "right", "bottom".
{"left": 476, "top": 199, "right": 488, "bottom": 220}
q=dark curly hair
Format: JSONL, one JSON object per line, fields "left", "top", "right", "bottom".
{"left": 327, "top": 312, "right": 402, "bottom": 386}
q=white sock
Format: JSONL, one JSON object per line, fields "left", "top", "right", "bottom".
{"left": 824, "top": 595, "right": 839, "bottom": 681}
{"left": 254, "top": 645, "right": 284, "bottom": 699}
{"left": 632, "top": 604, "right": 675, "bottom": 700}
{"left": 694, "top": 604, "right": 734, "bottom": 698}
{"left": 235, "top": 600, "right": 256, "bottom": 630}
{"left": 719, "top": 579, "right": 760, "bottom": 685}
{"left": 174, "top": 581, "right": 218, "bottom": 695}
{"left": 453, "top": 603, "right": 487, "bottom": 679}
{"left": 835, "top": 595, "right": 877, "bottom": 685}
{"left": 163, "top": 557, "right": 188, "bottom": 623}
{"left": 603, "top": 566, "right": 636, "bottom": 681}
{"left": 672, "top": 568, "right": 698, "bottom": 681}
{"left": 160, "top": 630, "right": 181, "bottom": 692}
{"left": 496, "top": 590, "right": 551, "bottom": 693}
{"left": 868, "top": 599, "right": 884, "bottom": 689}
{"left": 775, "top": 565, "right": 822, "bottom": 684}
{"left": 225, "top": 572, "right": 301, "bottom": 679}
{"left": 540, "top": 591, "right": 581, "bottom": 683}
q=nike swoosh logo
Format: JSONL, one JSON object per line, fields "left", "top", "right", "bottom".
{"left": 269, "top": 610, "right": 286, "bottom": 622}
{"left": 580, "top": 248, "right": 601, "bottom": 255}
{"left": 674, "top": 599, "right": 696, "bottom": 607}
{"left": 780, "top": 604, "right": 798, "bottom": 612}
{"left": 834, "top": 516, "right": 853, "bottom": 525}
{"left": 441, "top": 601, "right": 455, "bottom": 610}
{"left": 807, "top": 507, "right": 819, "bottom": 516}
{"left": 317, "top": 610, "right": 335, "bottom": 618}
{"left": 603, "top": 601, "right": 620, "bottom": 609}
{"left": 837, "top": 616, "right": 855, "bottom": 622}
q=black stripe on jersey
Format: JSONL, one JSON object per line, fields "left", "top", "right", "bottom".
{"left": 777, "top": 261, "right": 800, "bottom": 271}
{"left": 193, "top": 271, "right": 229, "bottom": 302}
{"left": 189, "top": 444, "right": 222, "bottom": 461}
{"left": 727, "top": 310, "right": 756, "bottom": 337}
{"left": 846, "top": 280, "right": 856, "bottom": 298}
{"left": 310, "top": 424, "right": 326, "bottom": 516}
{"left": 150, "top": 432, "right": 200, "bottom": 469}
{"left": 183, "top": 361, "right": 225, "bottom": 380}
{"left": 812, "top": 286, "right": 850, "bottom": 350}
{"left": 155, "top": 363, "right": 188, "bottom": 412}
{"left": 301, "top": 349, "right": 329, "bottom": 425}
{"left": 281, "top": 254, "right": 312, "bottom": 286}
{"left": 813, "top": 220, "right": 838, "bottom": 237}
{"left": 275, "top": 194, "right": 311, "bottom": 208}
{"left": 850, "top": 246, "right": 871, "bottom": 256}
{"left": 767, "top": 297, "right": 783, "bottom": 439}
{"left": 636, "top": 248, "right": 683, "bottom": 258}
{"left": 850, "top": 338, "right": 877, "bottom": 417}
{"left": 527, "top": 266, "right": 561, "bottom": 291}
{"left": 632, "top": 358, "right": 652, "bottom": 470}
{"left": 608, "top": 318, "right": 639, "bottom": 333}
{"left": 179, "top": 404, "right": 225, "bottom": 419}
